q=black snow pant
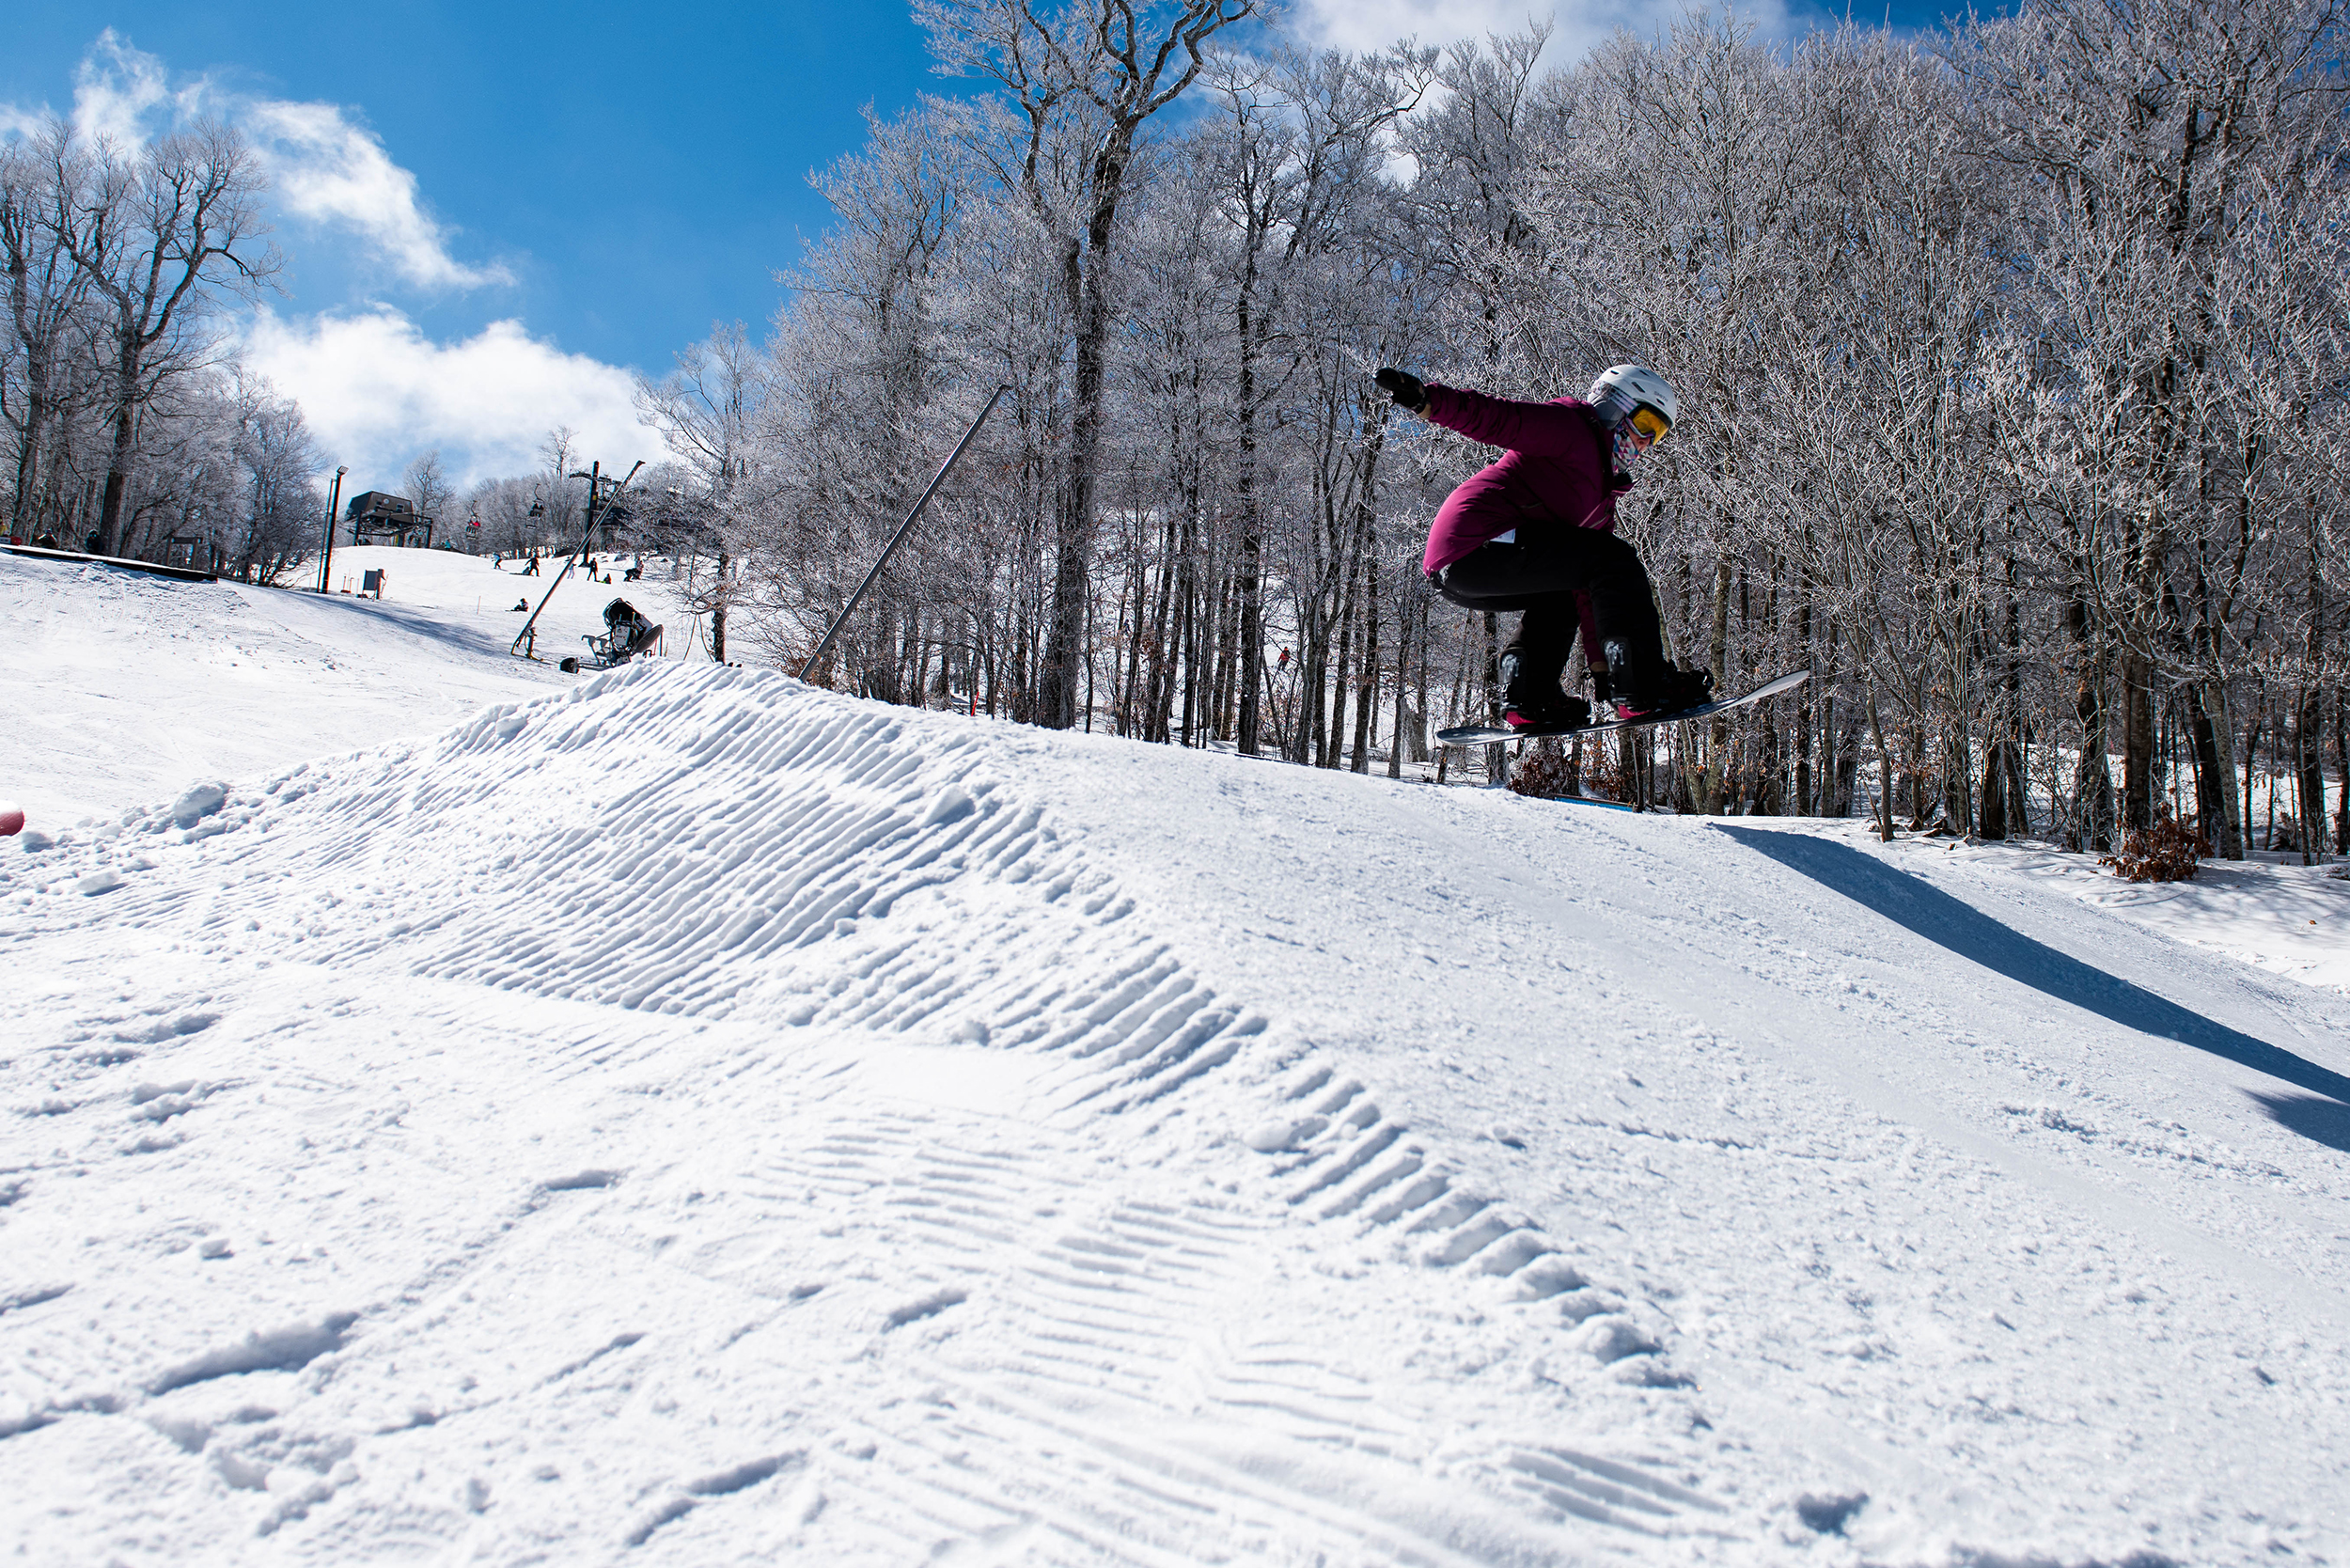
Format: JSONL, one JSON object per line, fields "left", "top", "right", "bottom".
{"left": 1428, "top": 530, "right": 1665, "bottom": 694}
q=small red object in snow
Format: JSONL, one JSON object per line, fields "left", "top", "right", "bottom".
{"left": 0, "top": 801, "right": 24, "bottom": 836}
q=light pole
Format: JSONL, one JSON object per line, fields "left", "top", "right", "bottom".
{"left": 317, "top": 465, "right": 347, "bottom": 594}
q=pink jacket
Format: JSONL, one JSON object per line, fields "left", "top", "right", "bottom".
{"left": 1418, "top": 386, "right": 1632, "bottom": 576}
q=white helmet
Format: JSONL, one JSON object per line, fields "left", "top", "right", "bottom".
{"left": 1587, "top": 364, "right": 1676, "bottom": 435}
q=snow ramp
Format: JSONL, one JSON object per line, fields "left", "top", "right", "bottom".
{"left": 5, "top": 661, "right": 2347, "bottom": 1565}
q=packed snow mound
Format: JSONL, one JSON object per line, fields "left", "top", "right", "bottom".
{"left": 150, "top": 664, "right": 1286, "bottom": 1117}
{"left": 6, "top": 663, "right": 2349, "bottom": 1566}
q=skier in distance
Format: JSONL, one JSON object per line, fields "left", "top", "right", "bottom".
{"left": 1376, "top": 363, "right": 1714, "bottom": 731}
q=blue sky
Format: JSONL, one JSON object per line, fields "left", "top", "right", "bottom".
{"left": 5, "top": 3, "right": 948, "bottom": 374}
{"left": 5, "top": 0, "right": 1983, "bottom": 492}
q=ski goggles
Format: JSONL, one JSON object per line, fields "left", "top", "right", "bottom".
{"left": 1626, "top": 406, "right": 1671, "bottom": 447}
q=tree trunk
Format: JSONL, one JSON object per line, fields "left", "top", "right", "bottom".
{"left": 1322, "top": 529, "right": 1360, "bottom": 769}
{"left": 1794, "top": 593, "right": 1813, "bottom": 815}
{"left": 1701, "top": 557, "right": 1733, "bottom": 813}
{"left": 1979, "top": 744, "right": 2009, "bottom": 839}
{"left": 2120, "top": 650, "right": 2155, "bottom": 833}
{"left": 1230, "top": 274, "right": 1266, "bottom": 755}
{"left": 2336, "top": 685, "right": 2350, "bottom": 855}
{"left": 2244, "top": 702, "right": 2264, "bottom": 854}
{"left": 2297, "top": 690, "right": 2325, "bottom": 865}
{"left": 2186, "top": 682, "right": 2238, "bottom": 857}
{"left": 1386, "top": 578, "right": 1412, "bottom": 779}
{"left": 2069, "top": 597, "right": 2115, "bottom": 852}
{"left": 97, "top": 346, "right": 141, "bottom": 556}
{"left": 1412, "top": 592, "right": 1434, "bottom": 765}
{"left": 1352, "top": 546, "right": 1378, "bottom": 774}
{"left": 711, "top": 552, "right": 728, "bottom": 665}
{"left": 7, "top": 334, "right": 56, "bottom": 537}
{"left": 2304, "top": 544, "right": 2327, "bottom": 862}
{"left": 1865, "top": 682, "right": 1896, "bottom": 841}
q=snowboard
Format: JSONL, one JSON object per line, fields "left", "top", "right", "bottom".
{"left": 1436, "top": 669, "right": 1810, "bottom": 746}
{"left": 1541, "top": 792, "right": 1641, "bottom": 812}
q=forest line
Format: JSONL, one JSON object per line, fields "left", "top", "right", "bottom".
{"left": 635, "top": 0, "right": 2350, "bottom": 854}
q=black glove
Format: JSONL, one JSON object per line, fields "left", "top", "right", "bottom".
{"left": 1374, "top": 368, "right": 1429, "bottom": 415}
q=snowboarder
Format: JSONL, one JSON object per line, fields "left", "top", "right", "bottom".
{"left": 1376, "top": 364, "right": 1715, "bottom": 731}
{"left": 524, "top": 554, "right": 540, "bottom": 577}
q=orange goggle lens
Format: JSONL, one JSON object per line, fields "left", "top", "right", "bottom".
{"left": 1630, "top": 406, "right": 1671, "bottom": 445}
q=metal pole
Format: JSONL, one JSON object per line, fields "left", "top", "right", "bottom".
{"left": 801, "top": 384, "right": 1010, "bottom": 682}
{"left": 317, "top": 466, "right": 346, "bottom": 593}
{"left": 511, "top": 460, "right": 642, "bottom": 659}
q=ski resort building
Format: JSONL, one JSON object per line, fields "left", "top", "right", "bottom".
{"left": 344, "top": 491, "right": 436, "bottom": 549}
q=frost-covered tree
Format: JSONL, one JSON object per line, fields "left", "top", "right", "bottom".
{"left": 655, "top": 0, "right": 2348, "bottom": 852}
{"left": 917, "top": 0, "right": 1256, "bottom": 728}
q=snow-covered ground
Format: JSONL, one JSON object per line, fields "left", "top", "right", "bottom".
{"left": 2, "top": 546, "right": 696, "bottom": 832}
{"left": 4, "top": 552, "right": 2348, "bottom": 1566}
{"left": 1958, "top": 837, "right": 2348, "bottom": 993}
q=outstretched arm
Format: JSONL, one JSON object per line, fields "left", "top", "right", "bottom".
{"left": 1423, "top": 385, "right": 1592, "bottom": 456}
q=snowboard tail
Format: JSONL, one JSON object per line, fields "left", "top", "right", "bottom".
{"left": 1436, "top": 670, "right": 1809, "bottom": 746}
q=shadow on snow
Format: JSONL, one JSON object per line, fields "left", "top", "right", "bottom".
{"left": 1714, "top": 825, "right": 2350, "bottom": 1151}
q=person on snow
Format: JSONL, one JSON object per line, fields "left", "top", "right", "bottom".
{"left": 1376, "top": 363, "right": 1714, "bottom": 731}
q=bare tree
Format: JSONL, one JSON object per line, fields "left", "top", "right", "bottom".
{"left": 920, "top": 0, "right": 1254, "bottom": 728}
{"left": 231, "top": 370, "right": 322, "bottom": 583}
{"left": 653, "top": 0, "right": 2347, "bottom": 848}
{"left": 61, "top": 122, "right": 278, "bottom": 556}
{"left": 402, "top": 447, "right": 450, "bottom": 523}
{"left": 0, "top": 122, "right": 97, "bottom": 539}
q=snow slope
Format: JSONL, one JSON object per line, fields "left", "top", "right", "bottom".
{"left": 2, "top": 546, "right": 690, "bottom": 833}
{"left": 2018, "top": 845, "right": 2348, "bottom": 993}
{"left": 5, "top": 587, "right": 2350, "bottom": 1564}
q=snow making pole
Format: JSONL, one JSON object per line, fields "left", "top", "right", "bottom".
{"left": 511, "top": 459, "right": 644, "bottom": 660}
{"left": 800, "top": 384, "right": 1010, "bottom": 683}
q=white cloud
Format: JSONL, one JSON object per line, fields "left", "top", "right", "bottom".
{"left": 242, "top": 306, "right": 661, "bottom": 493}
{"left": 1286, "top": 0, "right": 1816, "bottom": 66}
{"left": 70, "top": 30, "right": 184, "bottom": 147}
{"left": 242, "top": 100, "right": 513, "bottom": 290}
{"left": 21, "top": 31, "right": 510, "bottom": 292}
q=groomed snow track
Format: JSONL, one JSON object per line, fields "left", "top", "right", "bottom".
{"left": 2, "top": 665, "right": 1735, "bottom": 1564}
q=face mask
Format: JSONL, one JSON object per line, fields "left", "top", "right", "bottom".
{"left": 1610, "top": 407, "right": 1667, "bottom": 471}
{"left": 1611, "top": 423, "right": 1645, "bottom": 471}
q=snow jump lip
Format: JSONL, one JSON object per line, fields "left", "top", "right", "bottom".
{"left": 1716, "top": 823, "right": 2350, "bottom": 1137}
